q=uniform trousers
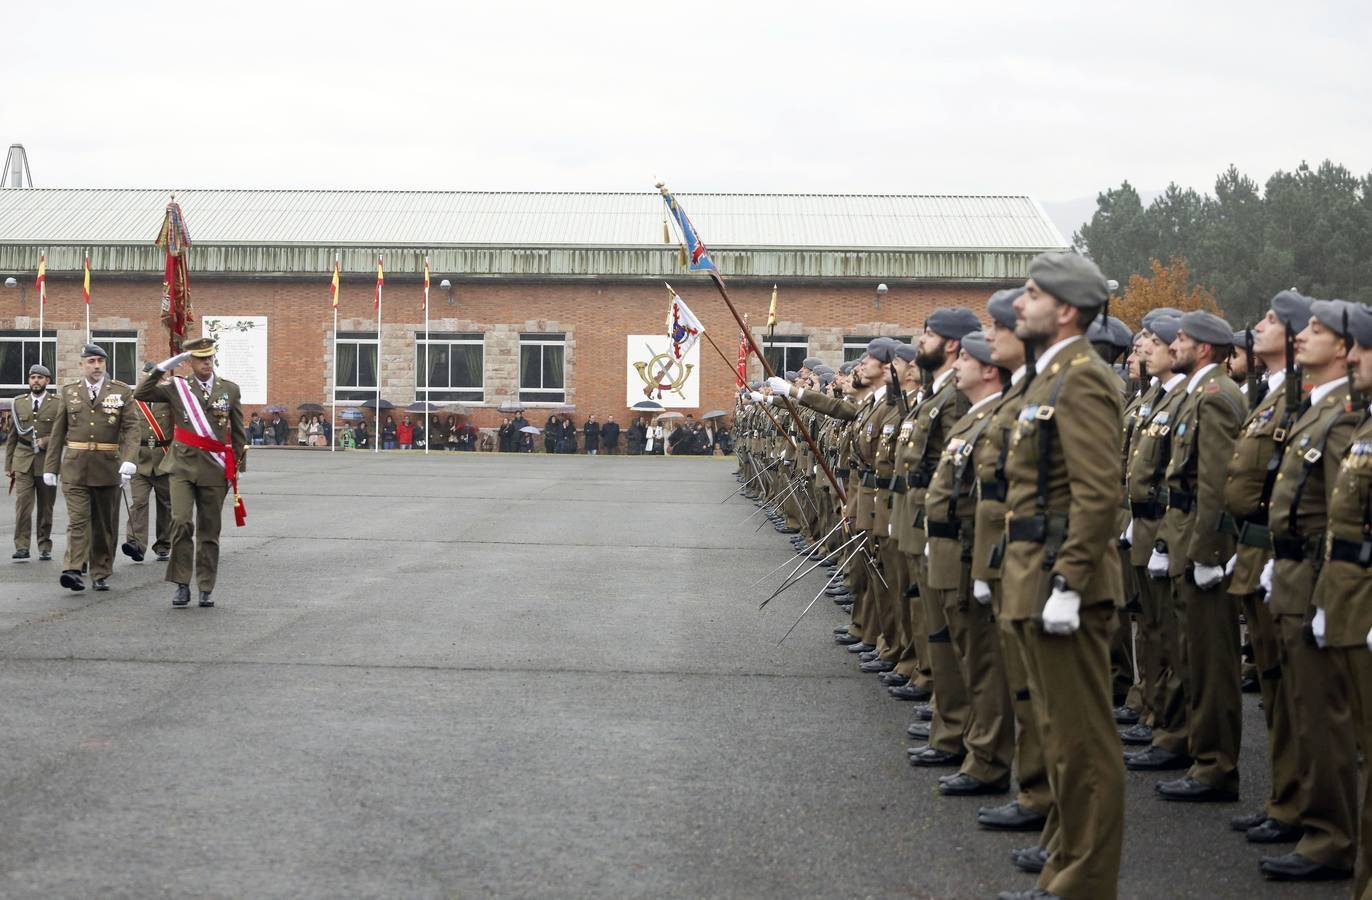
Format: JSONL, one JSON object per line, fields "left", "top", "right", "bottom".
{"left": 1014, "top": 604, "right": 1125, "bottom": 900}
{"left": 167, "top": 475, "right": 228, "bottom": 592}
{"left": 992, "top": 580, "right": 1052, "bottom": 817}
{"left": 920, "top": 554, "right": 969, "bottom": 755}
{"left": 1275, "top": 613, "right": 1357, "bottom": 870}
{"left": 1334, "top": 647, "right": 1372, "bottom": 898}
{"left": 126, "top": 471, "right": 171, "bottom": 555}
{"left": 938, "top": 572, "right": 1013, "bottom": 784}
{"left": 1137, "top": 567, "right": 1187, "bottom": 753}
{"left": 1240, "top": 592, "right": 1301, "bottom": 826}
{"left": 61, "top": 482, "right": 119, "bottom": 579}
{"left": 13, "top": 470, "right": 57, "bottom": 553}
{"left": 1173, "top": 574, "right": 1242, "bottom": 793}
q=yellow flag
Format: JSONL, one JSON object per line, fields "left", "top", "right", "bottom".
{"left": 330, "top": 258, "right": 340, "bottom": 308}
{"left": 767, "top": 284, "right": 778, "bottom": 328}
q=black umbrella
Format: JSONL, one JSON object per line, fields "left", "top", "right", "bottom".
{"left": 406, "top": 400, "right": 442, "bottom": 413}
{"left": 498, "top": 400, "right": 525, "bottom": 413}
{"left": 338, "top": 408, "right": 365, "bottom": 421}
{"left": 701, "top": 409, "right": 727, "bottom": 420}
{"left": 631, "top": 399, "right": 665, "bottom": 411}
{"left": 297, "top": 402, "right": 325, "bottom": 413}
{"left": 360, "top": 398, "right": 395, "bottom": 410}
{"left": 263, "top": 404, "right": 289, "bottom": 414}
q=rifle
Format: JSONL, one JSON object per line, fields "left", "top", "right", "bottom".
{"left": 1345, "top": 308, "right": 1362, "bottom": 412}
{"left": 1283, "top": 318, "right": 1301, "bottom": 418}
{"left": 887, "top": 362, "right": 908, "bottom": 416}
{"left": 1245, "top": 325, "right": 1262, "bottom": 412}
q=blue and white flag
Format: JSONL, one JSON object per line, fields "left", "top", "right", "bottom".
{"left": 659, "top": 187, "right": 718, "bottom": 273}
{"left": 665, "top": 284, "right": 704, "bottom": 361}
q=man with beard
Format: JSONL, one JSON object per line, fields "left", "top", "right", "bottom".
{"left": 996, "top": 252, "right": 1124, "bottom": 900}
{"left": 5, "top": 364, "right": 60, "bottom": 561}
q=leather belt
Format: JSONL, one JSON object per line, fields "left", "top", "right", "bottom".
{"left": 887, "top": 474, "right": 907, "bottom": 494}
{"left": 1329, "top": 536, "right": 1372, "bottom": 568}
{"left": 1130, "top": 499, "right": 1165, "bottom": 520}
{"left": 925, "top": 519, "right": 960, "bottom": 539}
{"left": 908, "top": 471, "right": 931, "bottom": 489}
{"left": 978, "top": 479, "right": 1006, "bottom": 502}
{"left": 67, "top": 441, "right": 119, "bottom": 451}
{"left": 1007, "top": 517, "right": 1047, "bottom": 543}
{"left": 1272, "top": 535, "right": 1312, "bottom": 562}
{"left": 145, "top": 438, "right": 171, "bottom": 448}
{"left": 1166, "top": 488, "right": 1195, "bottom": 514}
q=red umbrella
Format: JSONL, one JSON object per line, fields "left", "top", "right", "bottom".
{"left": 154, "top": 196, "right": 193, "bottom": 355}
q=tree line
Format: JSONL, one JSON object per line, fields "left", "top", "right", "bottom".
{"left": 1074, "top": 160, "right": 1372, "bottom": 328}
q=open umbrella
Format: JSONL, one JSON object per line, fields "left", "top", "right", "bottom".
{"left": 298, "top": 402, "right": 325, "bottom": 413}
{"left": 263, "top": 404, "right": 288, "bottom": 414}
{"left": 654, "top": 411, "right": 686, "bottom": 421}
{"left": 519, "top": 425, "right": 542, "bottom": 434}
{"left": 338, "top": 408, "right": 365, "bottom": 420}
{"left": 360, "top": 398, "right": 395, "bottom": 410}
{"left": 631, "top": 399, "right": 665, "bottom": 411}
{"left": 701, "top": 409, "right": 727, "bottom": 420}
{"left": 406, "top": 400, "right": 442, "bottom": 413}
{"left": 498, "top": 400, "right": 525, "bottom": 413}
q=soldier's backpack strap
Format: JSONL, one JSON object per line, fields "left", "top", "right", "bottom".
{"left": 1286, "top": 402, "right": 1350, "bottom": 541}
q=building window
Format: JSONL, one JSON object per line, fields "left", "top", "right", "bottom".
{"left": 843, "top": 335, "right": 913, "bottom": 363}
{"left": 761, "top": 336, "right": 808, "bottom": 376}
{"left": 93, "top": 331, "right": 139, "bottom": 385}
{"left": 0, "top": 331, "right": 57, "bottom": 398}
{"left": 417, "top": 333, "right": 484, "bottom": 403}
{"left": 519, "top": 332, "right": 565, "bottom": 403}
{"left": 335, "top": 331, "right": 378, "bottom": 402}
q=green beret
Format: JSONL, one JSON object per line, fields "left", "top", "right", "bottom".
{"left": 1028, "top": 252, "right": 1108, "bottom": 309}
{"left": 1311, "top": 299, "right": 1357, "bottom": 338}
{"left": 1177, "top": 310, "right": 1234, "bottom": 347}
{"left": 926, "top": 307, "right": 982, "bottom": 340}
{"left": 1270, "top": 290, "right": 1313, "bottom": 328}
{"left": 986, "top": 288, "right": 1022, "bottom": 329}
{"left": 961, "top": 331, "right": 994, "bottom": 365}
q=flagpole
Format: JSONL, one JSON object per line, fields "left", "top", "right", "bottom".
{"left": 331, "top": 253, "right": 339, "bottom": 453}
{"left": 375, "top": 254, "right": 382, "bottom": 454}
{"left": 423, "top": 255, "right": 430, "bottom": 456}
{"left": 84, "top": 254, "right": 91, "bottom": 344}
{"left": 702, "top": 330, "right": 793, "bottom": 453}
{"left": 37, "top": 252, "right": 43, "bottom": 367}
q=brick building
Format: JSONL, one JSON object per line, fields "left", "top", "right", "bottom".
{"left": 0, "top": 189, "right": 1066, "bottom": 427}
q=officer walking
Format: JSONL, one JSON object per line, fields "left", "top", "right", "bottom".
{"left": 42, "top": 344, "right": 141, "bottom": 592}
{"left": 5, "top": 363, "right": 60, "bottom": 561}
{"left": 135, "top": 338, "right": 247, "bottom": 608}
{"left": 121, "top": 362, "right": 176, "bottom": 563}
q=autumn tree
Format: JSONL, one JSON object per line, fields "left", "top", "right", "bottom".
{"left": 1111, "top": 257, "right": 1221, "bottom": 334}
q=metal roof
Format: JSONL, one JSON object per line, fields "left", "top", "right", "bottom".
{"left": 0, "top": 188, "right": 1066, "bottom": 251}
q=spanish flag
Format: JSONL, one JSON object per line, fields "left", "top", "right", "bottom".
{"left": 767, "top": 284, "right": 778, "bottom": 328}
{"left": 82, "top": 254, "right": 91, "bottom": 304}
{"left": 422, "top": 256, "right": 430, "bottom": 311}
{"left": 35, "top": 254, "right": 46, "bottom": 305}
{"left": 374, "top": 257, "right": 384, "bottom": 310}
{"left": 330, "top": 257, "right": 341, "bottom": 308}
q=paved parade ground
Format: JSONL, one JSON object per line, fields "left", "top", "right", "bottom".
{"left": 0, "top": 451, "right": 1349, "bottom": 899}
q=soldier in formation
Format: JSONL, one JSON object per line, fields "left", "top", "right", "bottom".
{"left": 730, "top": 251, "right": 1372, "bottom": 899}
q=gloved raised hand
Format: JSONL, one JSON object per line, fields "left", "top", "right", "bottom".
{"left": 118, "top": 460, "right": 136, "bottom": 485}
{"left": 1042, "top": 586, "right": 1081, "bottom": 635}
{"left": 765, "top": 376, "right": 792, "bottom": 398}
{"left": 1259, "top": 559, "right": 1274, "bottom": 600}
{"left": 1224, "top": 554, "right": 1237, "bottom": 576}
{"left": 1366, "top": 625, "right": 1372, "bottom": 653}
{"left": 973, "top": 579, "right": 993, "bottom": 606}
{"left": 1193, "top": 563, "right": 1225, "bottom": 590}
{"left": 1147, "top": 548, "right": 1170, "bottom": 579}
{"left": 156, "top": 351, "right": 193, "bottom": 372}
{"left": 1120, "top": 520, "right": 1134, "bottom": 549}
{"left": 1311, "top": 608, "right": 1327, "bottom": 649}
{"left": 43, "top": 473, "right": 58, "bottom": 488}
{"left": 748, "top": 391, "right": 764, "bottom": 403}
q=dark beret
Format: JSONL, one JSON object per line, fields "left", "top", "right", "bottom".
{"left": 1270, "top": 290, "right": 1314, "bottom": 328}
{"left": 1348, "top": 302, "right": 1372, "bottom": 347}
{"left": 839, "top": 361, "right": 856, "bottom": 374}
{"left": 1150, "top": 314, "right": 1182, "bottom": 345}
{"left": 819, "top": 372, "right": 836, "bottom": 386}
{"left": 801, "top": 356, "right": 823, "bottom": 370}
{"left": 1142, "top": 307, "right": 1184, "bottom": 331}
{"left": 747, "top": 380, "right": 762, "bottom": 390}
{"left": 784, "top": 370, "right": 798, "bottom": 381}
{"left": 961, "top": 331, "right": 995, "bottom": 365}
{"left": 80, "top": 343, "right": 107, "bottom": 359}
{"left": 986, "top": 288, "right": 1022, "bottom": 330}
{"left": 28, "top": 363, "right": 52, "bottom": 378}
{"left": 1028, "top": 251, "right": 1108, "bottom": 309}
{"left": 812, "top": 365, "right": 834, "bottom": 377}
{"left": 926, "top": 307, "right": 983, "bottom": 340}
{"left": 1178, "top": 310, "right": 1234, "bottom": 347}
{"left": 892, "top": 342, "right": 917, "bottom": 363}
{"left": 1087, "top": 315, "right": 1133, "bottom": 349}
{"left": 1311, "top": 299, "right": 1357, "bottom": 338}
{"left": 864, "top": 338, "right": 896, "bottom": 364}
{"left": 1232, "top": 330, "right": 1252, "bottom": 349}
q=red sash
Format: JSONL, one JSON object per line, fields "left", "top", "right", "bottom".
{"left": 173, "top": 426, "right": 247, "bottom": 527}
{"left": 137, "top": 401, "right": 169, "bottom": 454}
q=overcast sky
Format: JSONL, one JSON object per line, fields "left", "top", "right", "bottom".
{"left": 5, "top": 0, "right": 1369, "bottom": 233}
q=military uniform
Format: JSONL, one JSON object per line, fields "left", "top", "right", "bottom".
{"left": 5, "top": 379, "right": 61, "bottom": 558}
{"left": 43, "top": 367, "right": 141, "bottom": 588}
{"left": 123, "top": 387, "right": 175, "bottom": 560}
{"left": 133, "top": 340, "right": 247, "bottom": 605}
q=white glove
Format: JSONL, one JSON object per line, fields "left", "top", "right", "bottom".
{"left": 1042, "top": 587, "right": 1082, "bottom": 635}
{"left": 43, "top": 473, "right": 58, "bottom": 488}
{"left": 923, "top": 542, "right": 930, "bottom": 558}
{"left": 766, "top": 376, "right": 792, "bottom": 397}
{"left": 1224, "top": 554, "right": 1237, "bottom": 576}
{"left": 118, "top": 461, "right": 136, "bottom": 478}
{"left": 1366, "top": 625, "right": 1371, "bottom": 652}
{"left": 973, "top": 579, "right": 993, "bottom": 605}
{"left": 1311, "top": 608, "right": 1327, "bottom": 649}
{"left": 1120, "top": 520, "right": 1134, "bottom": 547}
{"left": 1147, "top": 549, "right": 1170, "bottom": 579}
{"left": 156, "top": 351, "right": 193, "bottom": 372}
{"left": 887, "top": 523, "right": 893, "bottom": 537}
{"left": 1193, "top": 563, "right": 1225, "bottom": 590}
{"left": 1259, "top": 559, "right": 1274, "bottom": 599}
{"left": 748, "top": 391, "right": 764, "bottom": 402}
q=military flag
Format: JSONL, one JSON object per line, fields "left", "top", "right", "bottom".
{"left": 82, "top": 254, "right": 91, "bottom": 304}
{"left": 660, "top": 188, "right": 717, "bottom": 273}
{"left": 664, "top": 283, "right": 704, "bottom": 361}
{"left": 374, "top": 257, "right": 384, "bottom": 309}
{"left": 35, "top": 253, "right": 46, "bottom": 305}
{"left": 330, "top": 257, "right": 341, "bottom": 307}
{"left": 154, "top": 197, "right": 193, "bottom": 355}
{"left": 736, "top": 315, "right": 749, "bottom": 387}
